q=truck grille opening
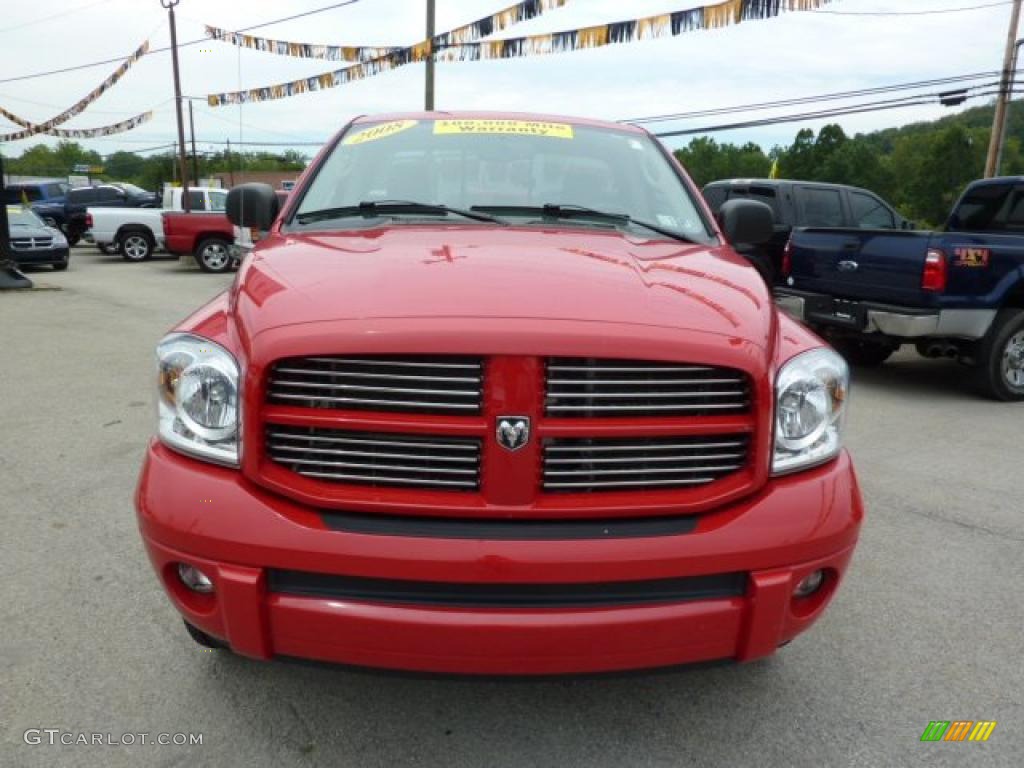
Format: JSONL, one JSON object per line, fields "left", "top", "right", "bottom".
{"left": 266, "top": 426, "right": 482, "bottom": 491}
{"left": 267, "top": 355, "right": 484, "bottom": 415}
{"left": 545, "top": 358, "right": 750, "bottom": 417}
{"left": 543, "top": 435, "right": 749, "bottom": 492}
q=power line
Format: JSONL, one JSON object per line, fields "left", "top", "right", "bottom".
{"left": 625, "top": 71, "right": 1004, "bottom": 124}
{"left": 0, "top": 0, "right": 119, "bottom": 34}
{"left": 0, "top": 0, "right": 363, "bottom": 85}
{"left": 813, "top": 0, "right": 1012, "bottom": 15}
{"left": 652, "top": 87, "right": 1017, "bottom": 138}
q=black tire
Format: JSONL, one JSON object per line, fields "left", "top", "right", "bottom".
{"left": 975, "top": 309, "right": 1024, "bottom": 401}
{"left": 195, "top": 238, "right": 234, "bottom": 273}
{"left": 829, "top": 337, "right": 896, "bottom": 367}
{"left": 97, "top": 243, "right": 119, "bottom": 255}
{"left": 183, "top": 620, "right": 226, "bottom": 649}
{"left": 52, "top": 259, "right": 69, "bottom": 271}
{"left": 66, "top": 234, "right": 81, "bottom": 247}
{"left": 118, "top": 230, "right": 154, "bottom": 262}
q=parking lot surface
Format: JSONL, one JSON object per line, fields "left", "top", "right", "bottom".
{"left": 2, "top": 247, "right": 1021, "bottom": 767}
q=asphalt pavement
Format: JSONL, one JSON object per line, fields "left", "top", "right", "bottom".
{"left": 2, "top": 246, "right": 1021, "bottom": 767}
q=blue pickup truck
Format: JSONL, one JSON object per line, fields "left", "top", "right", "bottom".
{"left": 775, "top": 176, "right": 1024, "bottom": 401}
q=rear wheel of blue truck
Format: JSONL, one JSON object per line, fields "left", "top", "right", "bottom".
{"left": 976, "top": 309, "right": 1024, "bottom": 401}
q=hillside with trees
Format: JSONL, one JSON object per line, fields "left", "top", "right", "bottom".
{"left": 673, "top": 99, "right": 1024, "bottom": 227}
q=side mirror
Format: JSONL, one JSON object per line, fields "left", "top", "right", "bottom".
{"left": 227, "top": 183, "right": 280, "bottom": 230}
{"left": 720, "top": 199, "right": 774, "bottom": 246}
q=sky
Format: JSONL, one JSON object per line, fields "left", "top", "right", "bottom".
{"left": 0, "top": 0, "right": 1020, "bottom": 161}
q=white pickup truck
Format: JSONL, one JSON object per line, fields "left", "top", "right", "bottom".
{"left": 87, "top": 187, "right": 227, "bottom": 261}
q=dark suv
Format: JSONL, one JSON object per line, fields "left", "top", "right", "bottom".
{"left": 62, "top": 183, "right": 159, "bottom": 244}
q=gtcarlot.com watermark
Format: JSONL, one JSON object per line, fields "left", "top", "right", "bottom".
{"left": 24, "top": 729, "right": 203, "bottom": 747}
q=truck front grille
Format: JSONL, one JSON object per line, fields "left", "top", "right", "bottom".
{"left": 10, "top": 236, "right": 54, "bottom": 250}
{"left": 545, "top": 358, "right": 749, "bottom": 417}
{"left": 266, "top": 425, "right": 482, "bottom": 491}
{"left": 543, "top": 435, "right": 749, "bottom": 492}
{"left": 267, "top": 355, "right": 483, "bottom": 415}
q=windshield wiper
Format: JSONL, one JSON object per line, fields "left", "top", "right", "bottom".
{"left": 472, "top": 203, "right": 697, "bottom": 244}
{"left": 296, "top": 200, "right": 508, "bottom": 226}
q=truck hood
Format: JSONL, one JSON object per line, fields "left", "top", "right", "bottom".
{"left": 232, "top": 225, "right": 774, "bottom": 348}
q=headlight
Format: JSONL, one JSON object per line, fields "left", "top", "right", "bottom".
{"left": 49, "top": 228, "right": 67, "bottom": 247}
{"left": 772, "top": 348, "right": 848, "bottom": 475}
{"left": 157, "top": 334, "right": 240, "bottom": 467}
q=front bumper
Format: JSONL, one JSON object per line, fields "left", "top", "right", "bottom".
{"left": 136, "top": 442, "right": 863, "bottom": 675}
{"left": 775, "top": 289, "right": 995, "bottom": 340}
{"left": 13, "top": 246, "right": 69, "bottom": 266}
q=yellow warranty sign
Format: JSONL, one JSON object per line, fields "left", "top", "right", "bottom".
{"left": 433, "top": 119, "right": 574, "bottom": 139}
{"left": 343, "top": 119, "right": 418, "bottom": 146}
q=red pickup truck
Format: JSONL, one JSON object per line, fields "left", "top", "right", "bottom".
{"left": 135, "top": 112, "right": 863, "bottom": 675}
{"left": 161, "top": 209, "right": 235, "bottom": 273}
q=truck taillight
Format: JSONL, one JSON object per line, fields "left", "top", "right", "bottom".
{"left": 782, "top": 238, "right": 793, "bottom": 277}
{"left": 85, "top": 212, "right": 93, "bottom": 229}
{"left": 922, "top": 249, "right": 947, "bottom": 292}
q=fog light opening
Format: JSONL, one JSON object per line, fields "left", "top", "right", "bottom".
{"left": 177, "top": 563, "right": 215, "bottom": 594}
{"left": 793, "top": 569, "right": 825, "bottom": 599}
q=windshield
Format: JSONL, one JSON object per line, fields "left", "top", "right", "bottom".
{"left": 292, "top": 118, "right": 712, "bottom": 242}
{"left": 6, "top": 208, "right": 45, "bottom": 227}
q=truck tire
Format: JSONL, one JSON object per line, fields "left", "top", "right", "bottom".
{"left": 829, "top": 337, "right": 896, "bottom": 367}
{"left": 118, "top": 230, "right": 154, "bottom": 262}
{"left": 975, "top": 309, "right": 1024, "bottom": 401}
{"left": 195, "top": 238, "right": 233, "bottom": 273}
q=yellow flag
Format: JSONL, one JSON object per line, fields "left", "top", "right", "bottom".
{"left": 20, "top": 189, "right": 30, "bottom": 208}
{"left": 769, "top": 159, "right": 780, "bottom": 180}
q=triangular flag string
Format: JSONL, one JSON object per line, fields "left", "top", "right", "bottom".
{"left": 206, "top": 0, "right": 835, "bottom": 107}
{"left": 0, "top": 41, "right": 150, "bottom": 139}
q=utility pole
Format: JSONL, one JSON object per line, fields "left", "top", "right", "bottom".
{"left": 162, "top": 0, "right": 191, "bottom": 211}
{"left": 425, "top": 0, "right": 435, "bottom": 110}
{"left": 985, "top": 0, "right": 1023, "bottom": 178}
{"left": 188, "top": 99, "right": 199, "bottom": 185}
{"left": 227, "top": 138, "right": 235, "bottom": 187}
{"left": 995, "top": 38, "right": 1024, "bottom": 175}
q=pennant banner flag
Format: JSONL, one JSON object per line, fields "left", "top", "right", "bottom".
{"left": 204, "top": 0, "right": 570, "bottom": 61}
{"left": 207, "top": 0, "right": 834, "bottom": 106}
{"left": 0, "top": 41, "right": 150, "bottom": 136}
{"left": 0, "top": 110, "right": 154, "bottom": 142}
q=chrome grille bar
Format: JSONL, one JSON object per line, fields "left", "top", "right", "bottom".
{"left": 268, "top": 426, "right": 482, "bottom": 491}
{"left": 543, "top": 435, "right": 749, "bottom": 493}
{"left": 268, "top": 355, "right": 484, "bottom": 415}
{"left": 545, "top": 357, "right": 750, "bottom": 418}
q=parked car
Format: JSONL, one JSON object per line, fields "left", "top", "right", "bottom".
{"left": 161, "top": 205, "right": 234, "bottom": 272}
{"left": 135, "top": 112, "right": 863, "bottom": 675}
{"left": 4, "top": 180, "right": 68, "bottom": 209}
{"left": 87, "top": 187, "right": 228, "bottom": 262}
{"left": 5, "top": 205, "right": 70, "bottom": 270}
{"left": 776, "top": 176, "right": 1024, "bottom": 400}
{"left": 4, "top": 180, "right": 69, "bottom": 232}
{"left": 703, "top": 179, "right": 911, "bottom": 283}
{"left": 63, "top": 183, "right": 159, "bottom": 245}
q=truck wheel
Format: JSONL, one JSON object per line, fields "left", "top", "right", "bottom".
{"left": 195, "top": 238, "right": 233, "bottom": 273}
{"left": 119, "top": 231, "right": 153, "bottom": 262}
{"left": 52, "top": 257, "right": 69, "bottom": 271}
{"left": 829, "top": 337, "right": 895, "bottom": 367}
{"left": 975, "top": 309, "right": 1024, "bottom": 401}
{"left": 183, "top": 620, "right": 226, "bottom": 649}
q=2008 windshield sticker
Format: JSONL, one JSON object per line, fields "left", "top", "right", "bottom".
{"left": 342, "top": 120, "right": 418, "bottom": 145}
{"left": 433, "top": 120, "right": 574, "bottom": 139}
